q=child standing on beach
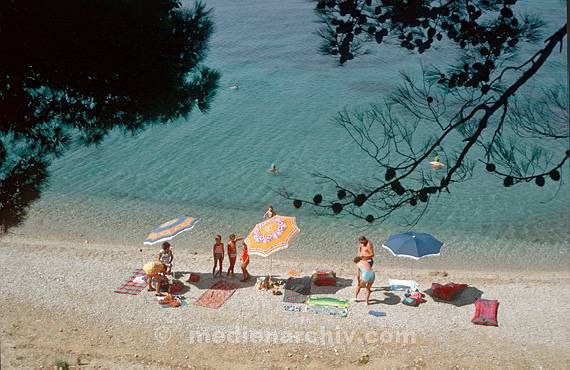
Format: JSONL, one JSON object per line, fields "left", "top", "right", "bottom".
{"left": 227, "top": 234, "right": 243, "bottom": 278}
{"left": 240, "top": 242, "right": 251, "bottom": 282}
{"left": 158, "top": 241, "right": 174, "bottom": 275}
{"left": 212, "top": 235, "right": 224, "bottom": 277}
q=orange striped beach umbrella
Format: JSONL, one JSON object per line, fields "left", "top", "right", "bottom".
{"left": 245, "top": 215, "right": 300, "bottom": 257}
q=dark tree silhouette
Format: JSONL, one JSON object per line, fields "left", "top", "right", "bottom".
{"left": 0, "top": 0, "right": 220, "bottom": 232}
{"left": 286, "top": 0, "right": 568, "bottom": 225}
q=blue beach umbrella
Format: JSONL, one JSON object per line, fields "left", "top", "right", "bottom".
{"left": 144, "top": 215, "right": 200, "bottom": 245}
{"left": 382, "top": 232, "right": 443, "bottom": 260}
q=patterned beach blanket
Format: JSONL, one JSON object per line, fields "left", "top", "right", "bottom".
{"left": 283, "top": 277, "right": 311, "bottom": 304}
{"left": 194, "top": 280, "right": 240, "bottom": 309}
{"left": 113, "top": 269, "right": 147, "bottom": 295}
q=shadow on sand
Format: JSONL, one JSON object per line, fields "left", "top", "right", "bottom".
{"left": 174, "top": 271, "right": 257, "bottom": 290}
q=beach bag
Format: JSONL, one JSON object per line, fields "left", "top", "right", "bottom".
{"left": 472, "top": 299, "right": 499, "bottom": 326}
{"left": 431, "top": 282, "right": 468, "bottom": 301}
{"left": 402, "top": 292, "right": 426, "bottom": 307}
{"left": 169, "top": 280, "right": 184, "bottom": 294}
{"left": 188, "top": 273, "right": 200, "bottom": 283}
{"left": 311, "top": 271, "right": 337, "bottom": 286}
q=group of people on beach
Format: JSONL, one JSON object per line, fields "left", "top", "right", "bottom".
{"left": 147, "top": 204, "right": 378, "bottom": 304}
{"left": 212, "top": 234, "right": 251, "bottom": 282}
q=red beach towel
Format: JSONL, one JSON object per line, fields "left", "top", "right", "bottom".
{"left": 113, "top": 269, "right": 147, "bottom": 295}
{"left": 194, "top": 280, "right": 240, "bottom": 309}
{"left": 472, "top": 298, "right": 500, "bottom": 326}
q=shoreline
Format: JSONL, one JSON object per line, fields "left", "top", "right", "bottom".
{"left": 10, "top": 192, "right": 570, "bottom": 272}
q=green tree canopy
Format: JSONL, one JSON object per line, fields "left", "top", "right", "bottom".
{"left": 0, "top": 0, "right": 220, "bottom": 232}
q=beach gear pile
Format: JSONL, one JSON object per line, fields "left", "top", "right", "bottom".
{"left": 158, "top": 294, "right": 183, "bottom": 308}
{"left": 431, "top": 282, "right": 468, "bottom": 301}
{"left": 311, "top": 271, "right": 337, "bottom": 286}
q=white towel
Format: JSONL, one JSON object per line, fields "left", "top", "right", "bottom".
{"left": 388, "top": 279, "right": 419, "bottom": 291}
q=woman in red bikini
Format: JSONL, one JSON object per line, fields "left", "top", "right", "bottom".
{"left": 212, "top": 235, "right": 224, "bottom": 277}
{"left": 240, "top": 241, "right": 251, "bottom": 282}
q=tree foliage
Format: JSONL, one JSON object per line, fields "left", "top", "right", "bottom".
{"left": 0, "top": 0, "right": 220, "bottom": 232}
{"left": 287, "top": 0, "right": 568, "bottom": 225}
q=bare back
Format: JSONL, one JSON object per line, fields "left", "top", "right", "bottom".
{"left": 227, "top": 240, "right": 237, "bottom": 254}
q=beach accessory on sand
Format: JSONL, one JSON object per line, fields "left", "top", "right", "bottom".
{"left": 144, "top": 215, "right": 199, "bottom": 245}
{"left": 388, "top": 279, "right": 419, "bottom": 291}
{"left": 194, "top": 280, "right": 240, "bottom": 309}
{"left": 306, "top": 296, "right": 349, "bottom": 309}
{"left": 368, "top": 310, "right": 386, "bottom": 317}
{"left": 306, "top": 304, "right": 348, "bottom": 317}
{"left": 283, "top": 277, "right": 311, "bottom": 304}
{"left": 114, "top": 269, "right": 147, "bottom": 295}
{"left": 431, "top": 282, "right": 468, "bottom": 301}
{"left": 158, "top": 294, "right": 183, "bottom": 308}
{"left": 187, "top": 273, "right": 200, "bottom": 283}
{"left": 143, "top": 261, "right": 166, "bottom": 275}
{"left": 402, "top": 297, "right": 421, "bottom": 306}
{"left": 283, "top": 303, "right": 306, "bottom": 312}
{"left": 472, "top": 298, "right": 499, "bottom": 326}
{"left": 169, "top": 280, "right": 184, "bottom": 294}
{"left": 311, "top": 271, "right": 337, "bottom": 286}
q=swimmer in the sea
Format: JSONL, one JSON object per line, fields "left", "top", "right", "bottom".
{"left": 268, "top": 163, "right": 278, "bottom": 174}
{"left": 430, "top": 153, "right": 445, "bottom": 169}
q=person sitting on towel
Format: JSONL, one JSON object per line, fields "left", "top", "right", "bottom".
{"left": 354, "top": 256, "right": 375, "bottom": 305}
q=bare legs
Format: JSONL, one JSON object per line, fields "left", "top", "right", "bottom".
{"left": 213, "top": 256, "right": 223, "bottom": 277}
{"left": 355, "top": 280, "right": 373, "bottom": 304}
{"left": 228, "top": 257, "right": 237, "bottom": 277}
{"left": 240, "top": 261, "right": 250, "bottom": 282}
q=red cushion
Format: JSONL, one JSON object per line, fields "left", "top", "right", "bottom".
{"left": 472, "top": 299, "right": 499, "bottom": 326}
{"left": 431, "top": 282, "right": 468, "bottom": 301}
{"left": 311, "top": 271, "right": 337, "bottom": 286}
{"left": 189, "top": 273, "right": 200, "bottom": 282}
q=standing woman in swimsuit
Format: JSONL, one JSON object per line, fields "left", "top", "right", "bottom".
{"left": 227, "top": 234, "right": 243, "bottom": 278}
{"left": 353, "top": 256, "right": 375, "bottom": 305}
{"left": 240, "top": 241, "right": 251, "bottom": 282}
{"left": 212, "top": 235, "right": 224, "bottom": 277}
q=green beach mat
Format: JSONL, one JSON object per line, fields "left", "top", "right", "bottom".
{"left": 306, "top": 296, "right": 349, "bottom": 309}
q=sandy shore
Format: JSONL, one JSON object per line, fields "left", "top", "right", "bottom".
{"left": 1, "top": 235, "right": 569, "bottom": 369}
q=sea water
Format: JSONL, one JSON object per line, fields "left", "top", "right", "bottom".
{"left": 14, "top": 0, "right": 569, "bottom": 271}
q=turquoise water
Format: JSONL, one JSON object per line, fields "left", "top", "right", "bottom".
{"left": 18, "top": 0, "right": 569, "bottom": 270}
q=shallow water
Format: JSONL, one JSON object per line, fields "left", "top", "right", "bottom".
{"left": 16, "top": 0, "right": 569, "bottom": 271}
